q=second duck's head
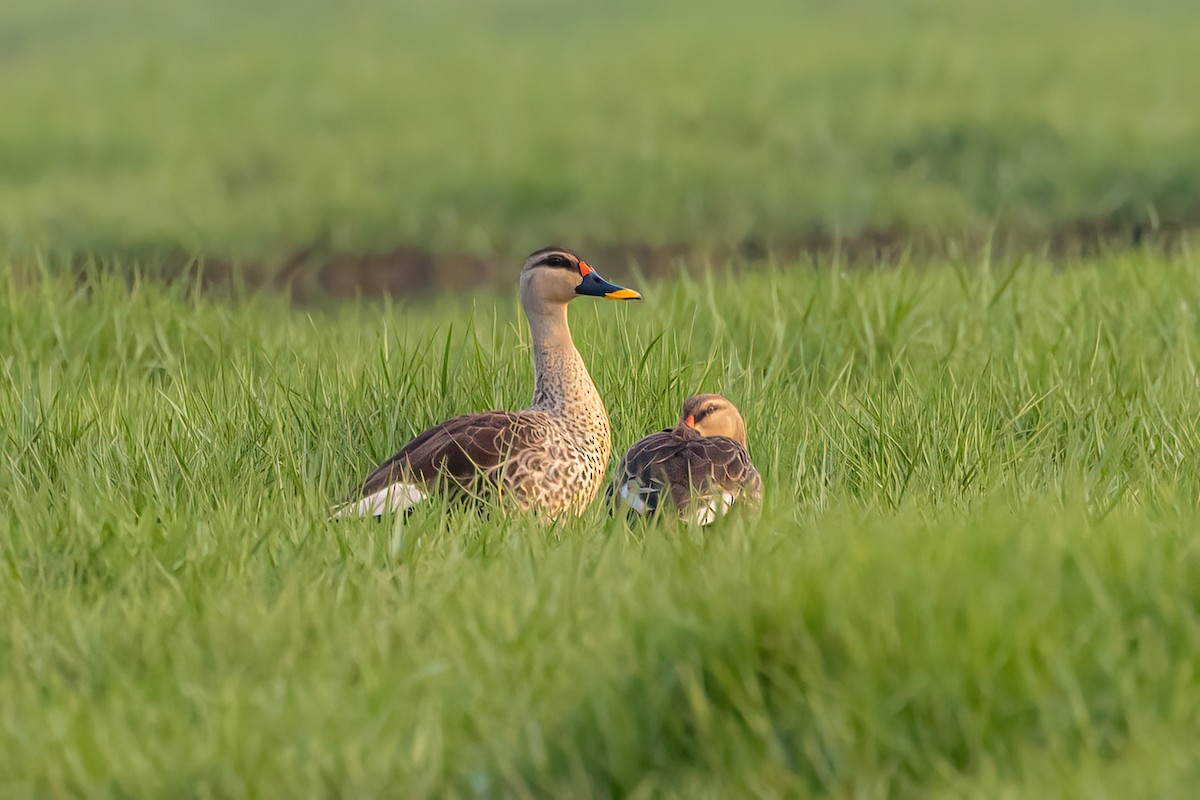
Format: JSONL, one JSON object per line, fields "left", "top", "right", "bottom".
{"left": 678, "top": 394, "right": 749, "bottom": 446}
{"left": 520, "top": 246, "right": 641, "bottom": 308}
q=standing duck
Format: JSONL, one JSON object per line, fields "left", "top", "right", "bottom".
{"left": 608, "top": 394, "right": 762, "bottom": 525}
{"left": 335, "top": 246, "right": 640, "bottom": 518}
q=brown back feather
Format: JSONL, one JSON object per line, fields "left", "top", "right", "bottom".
{"left": 609, "top": 426, "right": 762, "bottom": 513}
{"left": 351, "top": 411, "right": 545, "bottom": 502}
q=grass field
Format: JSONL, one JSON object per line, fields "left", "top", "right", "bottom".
{"left": 2, "top": 0, "right": 1200, "bottom": 262}
{"left": 5, "top": 0, "right": 1200, "bottom": 795}
{"left": 4, "top": 249, "right": 1200, "bottom": 796}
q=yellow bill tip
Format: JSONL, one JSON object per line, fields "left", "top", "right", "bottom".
{"left": 604, "top": 288, "right": 642, "bottom": 300}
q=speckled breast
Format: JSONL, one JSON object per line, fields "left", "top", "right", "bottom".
{"left": 506, "top": 417, "right": 611, "bottom": 517}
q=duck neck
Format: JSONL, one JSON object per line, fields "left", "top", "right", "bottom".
{"left": 525, "top": 302, "right": 607, "bottom": 423}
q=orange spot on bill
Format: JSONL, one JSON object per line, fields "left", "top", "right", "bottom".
{"left": 579, "top": 261, "right": 594, "bottom": 277}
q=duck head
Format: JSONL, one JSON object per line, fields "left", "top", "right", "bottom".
{"left": 678, "top": 394, "right": 748, "bottom": 447}
{"left": 519, "top": 246, "right": 641, "bottom": 307}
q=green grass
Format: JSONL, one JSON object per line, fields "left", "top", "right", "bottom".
{"left": 6, "top": 1, "right": 1200, "bottom": 794}
{"left": 4, "top": 248, "right": 1200, "bottom": 796}
{"left": 3, "top": 0, "right": 1200, "bottom": 260}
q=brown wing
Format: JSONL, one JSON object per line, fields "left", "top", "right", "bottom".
{"left": 350, "top": 411, "right": 546, "bottom": 505}
{"left": 606, "top": 429, "right": 678, "bottom": 514}
{"left": 608, "top": 428, "right": 762, "bottom": 516}
{"left": 665, "top": 434, "right": 761, "bottom": 511}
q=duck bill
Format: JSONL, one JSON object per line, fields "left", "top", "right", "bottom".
{"left": 576, "top": 268, "right": 641, "bottom": 300}
{"left": 672, "top": 416, "right": 696, "bottom": 435}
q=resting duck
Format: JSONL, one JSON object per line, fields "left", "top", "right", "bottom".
{"left": 336, "top": 246, "right": 641, "bottom": 518}
{"left": 608, "top": 394, "right": 763, "bottom": 524}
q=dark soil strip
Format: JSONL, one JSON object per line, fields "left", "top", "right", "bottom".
{"left": 63, "top": 216, "right": 1200, "bottom": 303}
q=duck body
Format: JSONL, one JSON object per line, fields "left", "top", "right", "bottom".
{"left": 608, "top": 395, "right": 762, "bottom": 525}
{"left": 341, "top": 408, "right": 608, "bottom": 517}
{"left": 336, "top": 247, "right": 639, "bottom": 519}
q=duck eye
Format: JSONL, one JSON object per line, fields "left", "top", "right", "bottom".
{"left": 543, "top": 255, "right": 568, "bottom": 267}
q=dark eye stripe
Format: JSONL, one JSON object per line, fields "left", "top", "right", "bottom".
{"left": 539, "top": 254, "right": 574, "bottom": 269}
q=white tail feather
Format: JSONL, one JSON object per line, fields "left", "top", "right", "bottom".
{"left": 333, "top": 483, "right": 427, "bottom": 518}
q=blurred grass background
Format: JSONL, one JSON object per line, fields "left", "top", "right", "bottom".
{"left": 2, "top": 0, "right": 1199, "bottom": 264}
{"left": 7, "top": 2, "right": 1200, "bottom": 795}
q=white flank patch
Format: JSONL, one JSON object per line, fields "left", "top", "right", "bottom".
{"left": 619, "top": 481, "right": 651, "bottom": 514}
{"left": 691, "top": 493, "right": 737, "bottom": 526}
{"left": 334, "top": 483, "right": 426, "bottom": 518}
{"left": 693, "top": 501, "right": 719, "bottom": 526}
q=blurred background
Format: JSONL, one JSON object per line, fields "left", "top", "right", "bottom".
{"left": 2, "top": 0, "right": 1198, "bottom": 296}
